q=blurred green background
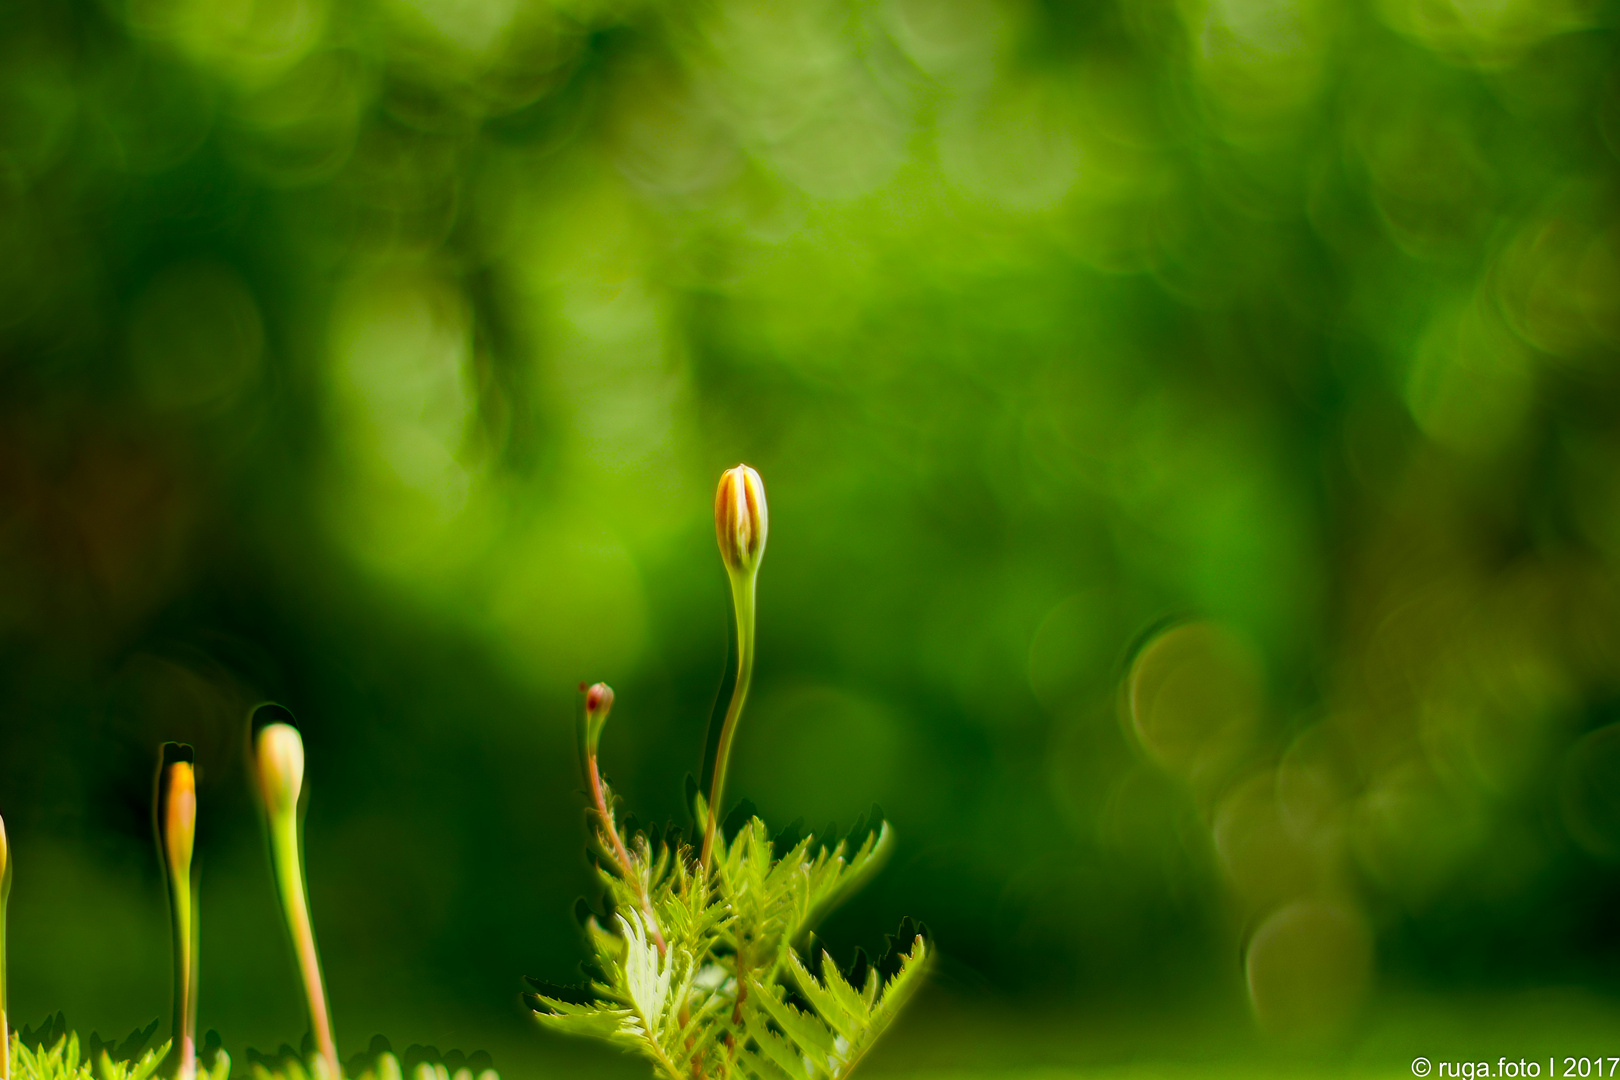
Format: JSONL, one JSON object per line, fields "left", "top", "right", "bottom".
{"left": 4, "top": 0, "right": 1620, "bottom": 1074}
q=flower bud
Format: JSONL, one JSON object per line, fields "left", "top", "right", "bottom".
{"left": 156, "top": 743, "right": 199, "bottom": 1080}
{"left": 249, "top": 707, "right": 338, "bottom": 1077}
{"left": 715, "top": 464, "right": 767, "bottom": 577}
{"left": 158, "top": 744, "right": 197, "bottom": 879}
{"left": 255, "top": 722, "right": 305, "bottom": 819}
{"left": 586, "top": 682, "right": 614, "bottom": 717}
{"left": 583, "top": 682, "right": 614, "bottom": 757}
{"left": 1, "top": 809, "right": 9, "bottom": 903}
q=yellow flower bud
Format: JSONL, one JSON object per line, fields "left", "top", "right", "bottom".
{"left": 255, "top": 721, "right": 305, "bottom": 820}
{"left": 0, "top": 810, "right": 9, "bottom": 904}
{"left": 714, "top": 464, "right": 768, "bottom": 578}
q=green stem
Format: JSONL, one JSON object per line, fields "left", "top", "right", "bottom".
{"left": 700, "top": 570, "right": 756, "bottom": 874}
{"left": 1, "top": 869, "right": 7, "bottom": 1080}
{"left": 168, "top": 860, "right": 196, "bottom": 1080}
{"left": 269, "top": 811, "right": 338, "bottom": 1079}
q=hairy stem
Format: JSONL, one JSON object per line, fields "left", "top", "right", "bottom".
{"left": 700, "top": 571, "right": 756, "bottom": 874}
{"left": 587, "top": 753, "right": 666, "bottom": 957}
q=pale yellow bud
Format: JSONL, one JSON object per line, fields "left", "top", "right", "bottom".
{"left": 714, "top": 464, "right": 767, "bottom": 577}
{"left": 255, "top": 722, "right": 305, "bottom": 819}
{"left": 1, "top": 810, "right": 9, "bottom": 903}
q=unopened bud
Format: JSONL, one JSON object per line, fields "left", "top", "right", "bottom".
{"left": 586, "top": 682, "right": 614, "bottom": 717}
{"left": 158, "top": 744, "right": 197, "bottom": 877}
{"left": 715, "top": 464, "right": 767, "bottom": 578}
{"left": 1, "top": 810, "right": 9, "bottom": 902}
{"left": 583, "top": 682, "right": 614, "bottom": 757}
{"left": 255, "top": 722, "right": 305, "bottom": 819}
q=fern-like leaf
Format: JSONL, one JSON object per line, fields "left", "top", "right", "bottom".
{"left": 738, "top": 929, "right": 930, "bottom": 1080}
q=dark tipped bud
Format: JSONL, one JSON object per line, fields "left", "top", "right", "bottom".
{"left": 715, "top": 464, "right": 767, "bottom": 578}
{"left": 583, "top": 682, "right": 614, "bottom": 757}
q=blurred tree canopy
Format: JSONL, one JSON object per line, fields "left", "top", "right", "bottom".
{"left": 3, "top": 0, "right": 1620, "bottom": 1064}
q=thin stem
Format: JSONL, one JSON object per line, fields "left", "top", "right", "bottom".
{"left": 269, "top": 813, "right": 338, "bottom": 1079}
{"left": 730, "top": 943, "right": 748, "bottom": 1033}
{"left": 168, "top": 860, "right": 196, "bottom": 1080}
{"left": 700, "top": 571, "right": 756, "bottom": 874}
{"left": 587, "top": 754, "right": 667, "bottom": 957}
{"left": 679, "top": 1004, "right": 702, "bottom": 1080}
{"left": 1, "top": 861, "right": 7, "bottom": 1080}
{"left": 186, "top": 883, "right": 199, "bottom": 1080}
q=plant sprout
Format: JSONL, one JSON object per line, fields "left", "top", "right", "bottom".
{"left": 701, "top": 464, "right": 768, "bottom": 875}
{"left": 527, "top": 465, "right": 930, "bottom": 1080}
{"left": 2, "top": 811, "right": 10, "bottom": 1080}
{"left": 156, "top": 745, "right": 199, "bottom": 1080}
{"left": 251, "top": 709, "right": 339, "bottom": 1080}
{"left": 1, "top": 701, "right": 500, "bottom": 1080}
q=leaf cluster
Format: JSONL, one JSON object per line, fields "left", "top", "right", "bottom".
{"left": 13, "top": 1016, "right": 164, "bottom": 1071}
{"left": 6, "top": 1022, "right": 219, "bottom": 1080}
{"left": 526, "top": 781, "right": 930, "bottom": 1080}
{"left": 8, "top": 1024, "right": 499, "bottom": 1080}
{"left": 242, "top": 1036, "right": 497, "bottom": 1080}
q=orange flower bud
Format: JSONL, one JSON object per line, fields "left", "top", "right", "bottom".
{"left": 700, "top": 464, "right": 767, "bottom": 872}
{"left": 715, "top": 464, "right": 767, "bottom": 578}
{"left": 156, "top": 743, "right": 198, "bottom": 1080}
{"left": 158, "top": 745, "right": 197, "bottom": 882}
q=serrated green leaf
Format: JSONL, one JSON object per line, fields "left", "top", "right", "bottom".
{"left": 530, "top": 996, "right": 635, "bottom": 1041}
{"left": 747, "top": 982, "right": 836, "bottom": 1062}
{"left": 735, "top": 1030, "right": 807, "bottom": 1080}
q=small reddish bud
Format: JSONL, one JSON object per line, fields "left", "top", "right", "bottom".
{"left": 583, "top": 682, "right": 615, "bottom": 757}
{"left": 715, "top": 464, "right": 767, "bottom": 578}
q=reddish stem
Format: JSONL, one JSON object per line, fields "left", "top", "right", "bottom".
{"left": 587, "top": 752, "right": 668, "bottom": 957}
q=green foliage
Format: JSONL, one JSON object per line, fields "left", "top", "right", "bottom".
{"left": 243, "top": 1037, "right": 497, "bottom": 1080}
{"left": 5, "top": 1024, "right": 223, "bottom": 1080}
{"left": 4, "top": 1010, "right": 513, "bottom": 1080}
{"left": 6, "top": 1027, "right": 502, "bottom": 1080}
{"left": 527, "top": 774, "right": 928, "bottom": 1080}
